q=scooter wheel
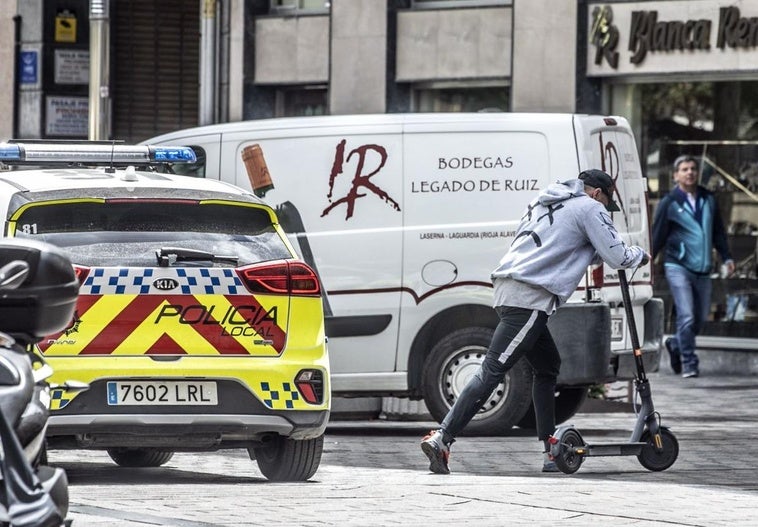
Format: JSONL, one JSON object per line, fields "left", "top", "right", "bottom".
{"left": 638, "top": 427, "right": 679, "bottom": 472}
{"left": 554, "top": 429, "right": 585, "bottom": 474}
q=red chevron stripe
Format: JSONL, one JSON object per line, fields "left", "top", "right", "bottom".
{"left": 75, "top": 295, "right": 284, "bottom": 356}
{"left": 79, "top": 296, "right": 167, "bottom": 354}
{"left": 162, "top": 296, "right": 250, "bottom": 355}
{"left": 225, "top": 296, "right": 286, "bottom": 353}
{"left": 38, "top": 295, "right": 104, "bottom": 352}
{"left": 145, "top": 334, "right": 188, "bottom": 355}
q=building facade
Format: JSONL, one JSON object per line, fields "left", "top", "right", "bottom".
{"left": 1, "top": 0, "right": 756, "bottom": 346}
{"left": 581, "top": 1, "right": 758, "bottom": 346}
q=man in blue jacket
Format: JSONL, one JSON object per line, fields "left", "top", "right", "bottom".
{"left": 652, "top": 155, "right": 734, "bottom": 379}
{"left": 420, "top": 170, "right": 649, "bottom": 475}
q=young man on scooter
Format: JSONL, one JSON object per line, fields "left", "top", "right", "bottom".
{"left": 420, "top": 170, "right": 650, "bottom": 474}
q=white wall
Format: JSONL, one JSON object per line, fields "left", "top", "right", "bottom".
{"left": 0, "top": 0, "right": 17, "bottom": 140}
{"left": 255, "top": 15, "right": 329, "bottom": 85}
{"left": 511, "top": 0, "right": 577, "bottom": 112}
{"left": 16, "top": 0, "right": 44, "bottom": 138}
{"left": 329, "top": 0, "right": 388, "bottom": 114}
{"left": 395, "top": 7, "right": 512, "bottom": 82}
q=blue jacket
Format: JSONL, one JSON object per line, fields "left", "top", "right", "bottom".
{"left": 652, "top": 185, "right": 731, "bottom": 275}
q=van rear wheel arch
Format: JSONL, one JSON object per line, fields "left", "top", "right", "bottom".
{"left": 408, "top": 304, "right": 497, "bottom": 396}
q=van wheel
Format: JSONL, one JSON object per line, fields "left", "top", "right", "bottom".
{"left": 421, "top": 327, "right": 533, "bottom": 436}
{"left": 253, "top": 435, "right": 324, "bottom": 481}
{"left": 107, "top": 448, "right": 174, "bottom": 467}
{"left": 516, "top": 386, "right": 589, "bottom": 430}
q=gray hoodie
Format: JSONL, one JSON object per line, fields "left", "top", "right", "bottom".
{"left": 491, "top": 179, "right": 645, "bottom": 305}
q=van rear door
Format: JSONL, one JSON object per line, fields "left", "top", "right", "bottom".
{"left": 574, "top": 115, "right": 654, "bottom": 357}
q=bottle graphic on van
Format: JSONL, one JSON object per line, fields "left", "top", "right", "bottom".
{"left": 148, "top": 113, "right": 664, "bottom": 435}
{"left": 241, "top": 144, "right": 332, "bottom": 316}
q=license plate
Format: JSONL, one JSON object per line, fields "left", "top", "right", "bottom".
{"left": 611, "top": 316, "right": 624, "bottom": 341}
{"left": 107, "top": 381, "right": 218, "bottom": 406}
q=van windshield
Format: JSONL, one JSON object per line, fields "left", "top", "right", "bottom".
{"left": 12, "top": 200, "right": 291, "bottom": 267}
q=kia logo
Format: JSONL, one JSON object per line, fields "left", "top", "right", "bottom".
{"left": 153, "top": 278, "right": 179, "bottom": 291}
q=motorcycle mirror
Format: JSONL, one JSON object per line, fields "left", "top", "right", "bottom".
{"left": 0, "top": 260, "right": 29, "bottom": 290}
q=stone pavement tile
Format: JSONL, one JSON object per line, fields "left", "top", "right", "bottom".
{"left": 58, "top": 374, "right": 758, "bottom": 526}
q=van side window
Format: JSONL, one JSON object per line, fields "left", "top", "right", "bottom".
{"left": 169, "top": 146, "right": 206, "bottom": 178}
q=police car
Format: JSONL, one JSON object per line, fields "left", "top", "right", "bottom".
{"left": 0, "top": 141, "right": 330, "bottom": 481}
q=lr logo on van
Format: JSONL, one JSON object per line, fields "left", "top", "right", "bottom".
{"left": 321, "top": 139, "right": 401, "bottom": 220}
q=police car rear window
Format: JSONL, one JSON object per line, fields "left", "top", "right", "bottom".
{"left": 12, "top": 200, "right": 291, "bottom": 267}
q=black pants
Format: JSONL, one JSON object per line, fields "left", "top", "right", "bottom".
{"left": 440, "top": 306, "right": 561, "bottom": 442}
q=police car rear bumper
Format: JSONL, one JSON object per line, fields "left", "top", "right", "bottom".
{"left": 47, "top": 411, "right": 329, "bottom": 449}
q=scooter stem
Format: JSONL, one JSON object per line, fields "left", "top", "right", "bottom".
{"left": 631, "top": 378, "right": 660, "bottom": 442}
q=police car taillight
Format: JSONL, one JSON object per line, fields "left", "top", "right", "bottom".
{"left": 586, "top": 263, "right": 604, "bottom": 302}
{"left": 237, "top": 260, "right": 321, "bottom": 296}
{"left": 295, "top": 369, "right": 324, "bottom": 404}
{"left": 591, "top": 264, "right": 604, "bottom": 288}
{"left": 73, "top": 265, "right": 90, "bottom": 285}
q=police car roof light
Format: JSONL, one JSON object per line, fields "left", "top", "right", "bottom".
{"left": 0, "top": 142, "right": 196, "bottom": 165}
{"left": 0, "top": 144, "right": 21, "bottom": 161}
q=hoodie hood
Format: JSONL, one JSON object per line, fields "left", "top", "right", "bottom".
{"left": 537, "top": 179, "right": 585, "bottom": 206}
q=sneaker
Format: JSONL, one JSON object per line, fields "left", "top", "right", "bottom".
{"left": 542, "top": 452, "right": 559, "bottom": 473}
{"left": 421, "top": 430, "right": 450, "bottom": 474}
{"left": 665, "top": 338, "right": 682, "bottom": 374}
{"left": 682, "top": 370, "right": 699, "bottom": 378}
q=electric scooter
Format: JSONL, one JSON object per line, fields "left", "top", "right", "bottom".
{"left": 0, "top": 239, "right": 82, "bottom": 526}
{"left": 548, "top": 268, "right": 679, "bottom": 474}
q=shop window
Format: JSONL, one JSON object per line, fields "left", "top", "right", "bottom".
{"left": 275, "top": 87, "right": 328, "bottom": 117}
{"left": 270, "top": 0, "right": 330, "bottom": 14}
{"left": 413, "top": 85, "right": 509, "bottom": 113}
{"left": 612, "top": 81, "right": 758, "bottom": 341}
{"left": 411, "top": 0, "right": 511, "bottom": 8}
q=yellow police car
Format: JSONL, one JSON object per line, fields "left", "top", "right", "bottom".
{"left": 0, "top": 141, "right": 330, "bottom": 481}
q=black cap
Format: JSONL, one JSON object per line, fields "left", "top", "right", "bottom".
{"left": 579, "top": 169, "right": 620, "bottom": 212}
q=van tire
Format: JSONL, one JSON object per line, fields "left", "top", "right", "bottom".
{"left": 421, "top": 327, "right": 533, "bottom": 436}
{"left": 516, "top": 386, "right": 589, "bottom": 430}
{"left": 107, "top": 448, "right": 174, "bottom": 467}
{"left": 253, "top": 435, "right": 324, "bottom": 481}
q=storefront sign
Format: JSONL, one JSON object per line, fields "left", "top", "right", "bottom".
{"left": 46, "top": 96, "right": 88, "bottom": 137}
{"left": 588, "top": 1, "right": 758, "bottom": 76}
{"left": 54, "top": 49, "right": 90, "bottom": 85}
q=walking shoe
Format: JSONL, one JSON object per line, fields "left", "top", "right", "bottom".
{"left": 665, "top": 337, "right": 682, "bottom": 374}
{"left": 682, "top": 370, "right": 699, "bottom": 378}
{"left": 421, "top": 430, "right": 451, "bottom": 474}
{"left": 542, "top": 452, "right": 559, "bottom": 473}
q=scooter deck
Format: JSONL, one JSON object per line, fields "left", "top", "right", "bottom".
{"left": 585, "top": 441, "right": 646, "bottom": 457}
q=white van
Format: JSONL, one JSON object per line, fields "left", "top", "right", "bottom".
{"left": 147, "top": 113, "right": 663, "bottom": 435}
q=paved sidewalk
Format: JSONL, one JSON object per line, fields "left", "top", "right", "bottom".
{"left": 58, "top": 372, "right": 758, "bottom": 526}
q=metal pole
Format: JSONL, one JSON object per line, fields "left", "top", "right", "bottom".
{"left": 89, "top": 0, "right": 110, "bottom": 140}
{"left": 12, "top": 15, "right": 21, "bottom": 139}
{"left": 199, "top": 0, "right": 217, "bottom": 125}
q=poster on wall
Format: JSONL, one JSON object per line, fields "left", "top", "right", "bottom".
{"left": 54, "top": 49, "right": 89, "bottom": 85}
{"left": 46, "top": 96, "right": 88, "bottom": 137}
{"left": 20, "top": 51, "right": 38, "bottom": 84}
{"left": 55, "top": 11, "right": 77, "bottom": 43}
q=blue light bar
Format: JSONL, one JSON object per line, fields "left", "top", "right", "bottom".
{"left": 150, "top": 146, "right": 197, "bottom": 163}
{"left": 0, "top": 142, "right": 197, "bottom": 165}
{"left": 0, "top": 144, "right": 21, "bottom": 161}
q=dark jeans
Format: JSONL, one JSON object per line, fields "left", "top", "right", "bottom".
{"left": 665, "top": 265, "right": 711, "bottom": 375}
{"left": 440, "top": 306, "right": 561, "bottom": 442}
